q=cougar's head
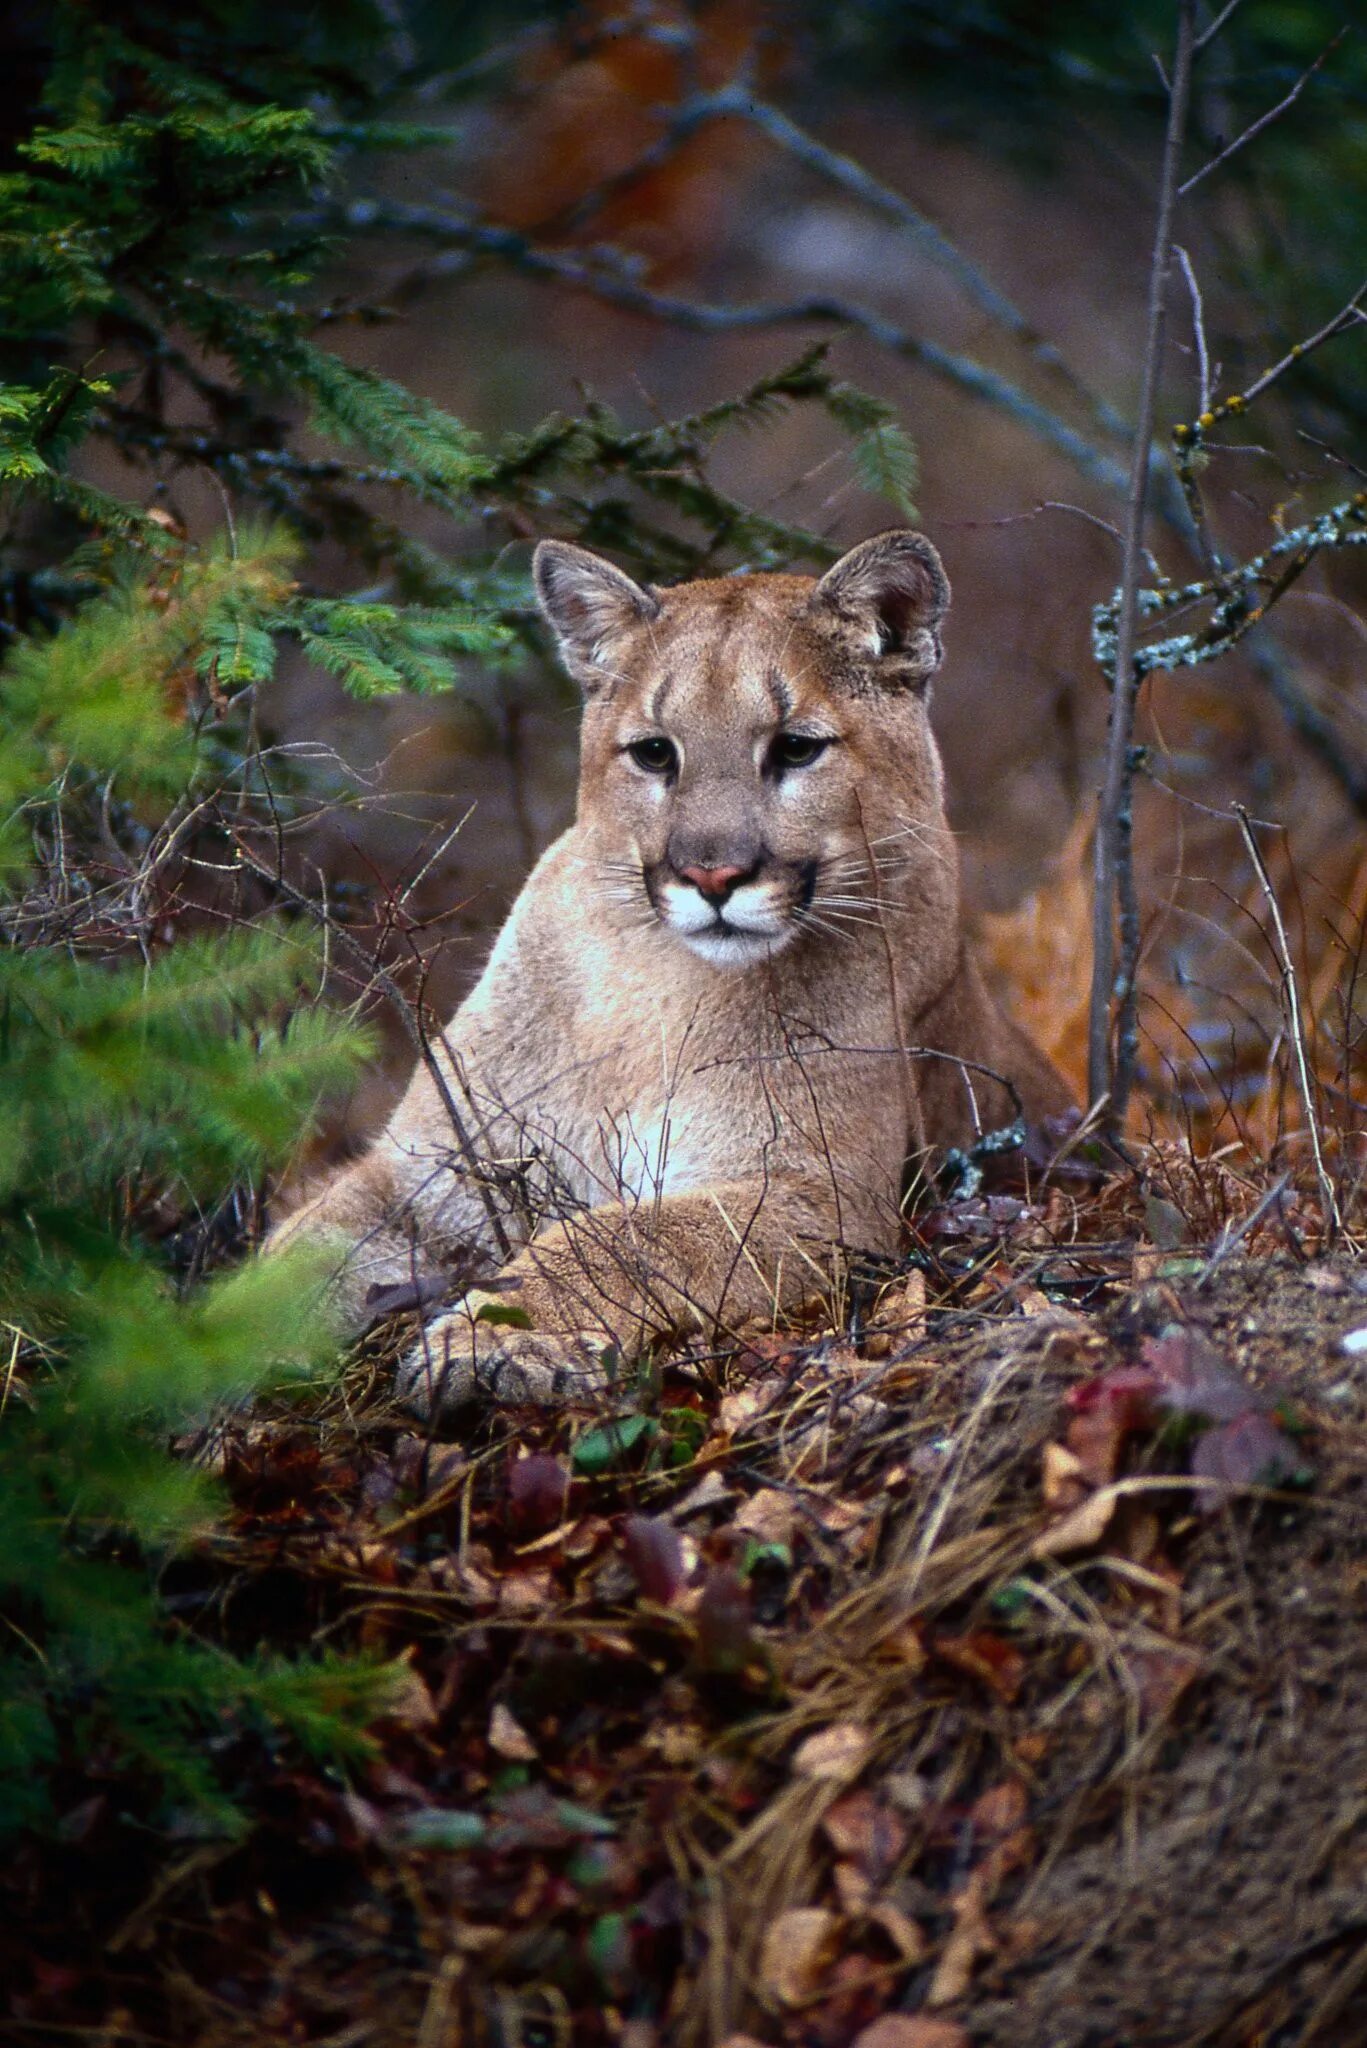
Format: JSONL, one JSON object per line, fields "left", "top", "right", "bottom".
{"left": 534, "top": 530, "right": 955, "bottom": 971}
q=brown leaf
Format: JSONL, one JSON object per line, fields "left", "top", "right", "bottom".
{"left": 792, "top": 1722, "right": 872, "bottom": 1781}
{"left": 1064, "top": 1368, "right": 1159, "bottom": 1485}
{"left": 866, "top": 1904, "right": 930, "bottom": 1964}
{"left": 968, "top": 1779, "right": 1028, "bottom": 1839}
{"left": 757, "top": 1906, "right": 841, "bottom": 2007}
{"left": 934, "top": 1631, "right": 1025, "bottom": 1704}
{"left": 719, "top": 1381, "right": 783, "bottom": 1436}
{"left": 852, "top": 2019, "right": 970, "bottom": 2048}
{"left": 381, "top": 1656, "right": 437, "bottom": 1731}
{"left": 821, "top": 1791, "right": 908, "bottom": 1879}
{"left": 496, "top": 1567, "right": 556, "bottom": 1616}
{"left": 488, "top": 1702, "right": 538, "bottom": 1762}
{"left": 832, "top": 1858, "right": 873, "bottom": 1914}
{"left": 1127, "top": 1646, "right": 1204, "bottom": 1720}
{"left": 926, "top": 1883, "right": 994, "bottom": 2007}
{"left": 731, "top": 1487, "right": 796, "bottom": 1549}
{"left": 694, "top": 1564, "right": 755, "bottom": 1675}
{"left": 1041, "top": 1439, "right": 1087, "bottom": 1510}
{"left": 1031, "top": 1482, "right": 1120, "bottom": 1559}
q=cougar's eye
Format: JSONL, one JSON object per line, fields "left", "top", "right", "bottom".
{"left": 769, "top": 731, "right": 830, "bottom": 773}
{"left": 627, "top": 735, "right": 678, "bottom": 775}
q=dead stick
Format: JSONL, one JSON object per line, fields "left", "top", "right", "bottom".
{"left": 1088, "top": 0, "right": 1197, "bottom": 1127}
{"left": 1232, "top": 805, "right": 1341, "bottom": 1241}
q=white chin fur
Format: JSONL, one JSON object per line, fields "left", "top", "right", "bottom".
{"left": 679, "top": 927, "right": 795, "bottom": 970}
{"left": 656, "top": 880, "right": 795, "bottom": 968}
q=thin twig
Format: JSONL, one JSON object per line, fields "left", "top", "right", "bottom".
{"left": 310, "top": 200, "right": 1141, "bottom": 507}
{"left": 1232, "top": 805, "right": 1341, "bottom": 1241}
{"left": 1196, "top": 1170, "right": 1292, "bottom": 1288}
{"left": 1088, "top": 0, "right": 1198, "bottom": 1127}
{"left": 229, "top": 830, "right": 513, "bottom": 1261}
{"left": 1179, "top": 32, "right": 1346, "bottom": 195}
{"left": 1193, "top": 0, "right": 1246, "bottom": 57}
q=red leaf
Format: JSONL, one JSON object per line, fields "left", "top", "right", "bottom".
{"left": 1064, "top": 1367, "right": 1159, "bottom": 1484}
{"left": 1139, "top": 1328, "right": 1266, "bottom": 1422}
{"left": 621, "top": 1514, "right": 686, "bottom": 1605}
{"left": 934, "top": 1630, "right": 1025, "bottom": 1704}
{"left": 507, "top": 1453, "right": 569, "bottom": 1537}
{"left": 1192, "top": 1412, "right": 1308, "bottom": 1505}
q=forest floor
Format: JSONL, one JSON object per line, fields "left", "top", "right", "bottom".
{"left": 6, "top": 1150, "right": 1367, "bottom": 2048}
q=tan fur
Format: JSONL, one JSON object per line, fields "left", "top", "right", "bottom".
{"left": 270, "top": 531, "right": 1073, "bottom": 1417}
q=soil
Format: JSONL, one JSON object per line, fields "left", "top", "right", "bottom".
{"left": 5, "top": 1183, "right": 1366, "bottom": 2048}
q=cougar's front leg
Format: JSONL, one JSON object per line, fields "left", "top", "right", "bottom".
{"left": 395, "top": 1173, "right": 874, "bottom": 1419}
{"left": 265, "top": 1129, "right": 503, "bottom": 1333}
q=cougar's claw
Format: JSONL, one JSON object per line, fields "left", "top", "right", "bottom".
{"left": 395, "top": 1290, "right": 616, "bottom": 1418}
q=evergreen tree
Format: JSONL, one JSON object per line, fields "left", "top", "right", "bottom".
{"left": 0, "top": 2, "right": 914, "bottom": 1834}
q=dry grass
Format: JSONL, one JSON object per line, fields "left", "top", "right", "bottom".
{"left": 9, "top": 1141, "right": 1366, "bottom": 2048}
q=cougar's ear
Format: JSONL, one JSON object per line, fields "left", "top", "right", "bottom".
{"left": 811, "top": 529, "right": 950, "bottom": 686}
{"left": 533, "top": 539, "right": 660, "bottom": 693}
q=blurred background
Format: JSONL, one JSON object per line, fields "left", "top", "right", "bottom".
{"left": 13, "top": 0, "right": 1367, "bottom": 1156}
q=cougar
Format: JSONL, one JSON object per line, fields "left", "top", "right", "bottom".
{"left": 270, "top": 530, "right": 1073, "bottom": 1416}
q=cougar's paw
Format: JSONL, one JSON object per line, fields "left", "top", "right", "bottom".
{"left": 394, "top": 1291, "right": 616, "bottom": 1419}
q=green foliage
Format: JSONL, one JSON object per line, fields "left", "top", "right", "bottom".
{"left": 0, "top": 0, "right": 923, "bottom": 1842}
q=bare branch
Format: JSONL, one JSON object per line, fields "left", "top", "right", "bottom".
{"left": 1233, "top": 805, "right": 1341, "bottom": 1240}
{"left": 1089, "top": 0, "right": 1199, "bottom": 1127}
{"left": 1174, "top": 245, "right": 1213, "bottom": 418}
{"left": 332, "top": 200, "right": 1136, "bottom": 504}
{"left": 1179, "top": 32, "right": 1346, "bottom": 195}
{"left": 1193, "top": 0, "right": 1247, "bottom": 58}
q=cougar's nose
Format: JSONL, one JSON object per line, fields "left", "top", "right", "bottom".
{"left": 678, "top": 862, "right": 750, "bottom": 903}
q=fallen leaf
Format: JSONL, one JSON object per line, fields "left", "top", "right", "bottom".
{"left": 1192, "top": 1411, "right": 1309, "bottom": 1503}
{"left": 821, "top": 1790, "right": 908, "bottom": 1878}
{"left": 867, "top": 1903, "right": 930, "bottom": 1963}
{"left": 719, "top": 1381, "right": 783, "bottom": 1436}
{"left": 757, "top": 1906, "right": 841, "bottom": 2007}
{"left": 694, "top": 1564, "right": 755, "bottom": 1675}
{"left": 507, "top": 1452, "right": 569, "bottom": 1537}
{"left": 1127, "top": 1646, "right": 1204, "bottom": 1719}
{"left": 1065, "top": 1368, "right": 1160, "bottom": 1485}
{"left": 852, "top": 2019, "right": 970, "bottom": 2048}
{"left": 968, "top": 1779, "right": 1028, "bottom": 1838}
{"left": 1017, "top": 1286, "right": 1059, "bottom": 1318}
{"left": 732, "top": 1487, "right": 796, "bottom": 1549}
{"left": 934, "top": 1631, "right": 1025, "bottom": 1704}
{"left": 926, "top": 1884, "right": 994, "bottom": 2007}
{"left": 1031, "top": 1483, "right": 1120, "bottom": 1559}
{"left": 1041, "top": 1440, "right": 1087, "bottom": 1509}
{"left": 382, "top": 1657, "right": 437, "bottom": 1731}
{"left": 488, "top": 1702, "right": 538, "bottom": 1762}
{"left": 497, "top": 1568, "right": 556, "bottom": 1616}
{"left": 832, "top": 1858, "right": 873, "bottom": 1914}
{"left": 671, "top": 1469, "right": 737, "bottom": 1519}
{"left": 792, "top": 1722, "right": 872, "bottom": 1781}
{"left": 1139, "top": 1327, "right": 1267, "bottom": 1422}
{"left": 622, "top": 1514, "right": 687, "bottom": 1605}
